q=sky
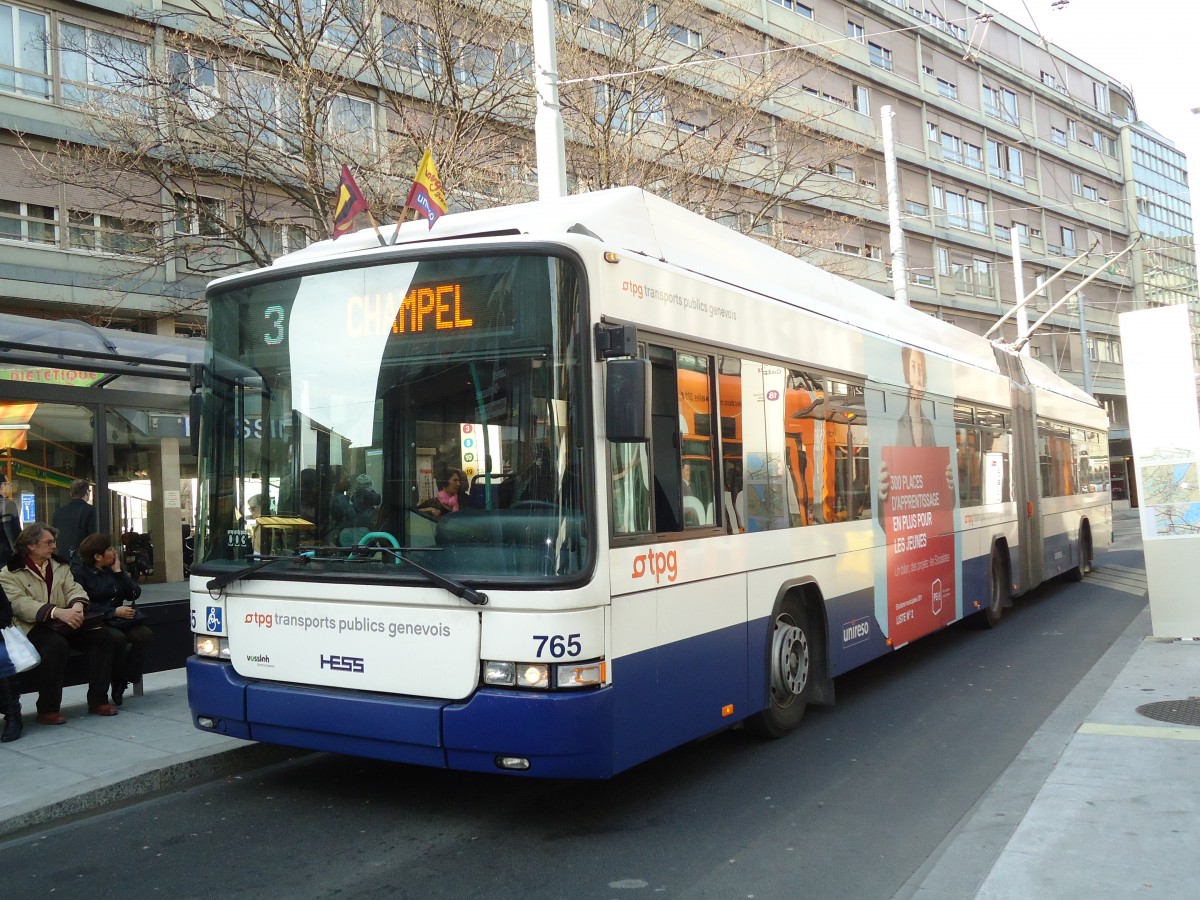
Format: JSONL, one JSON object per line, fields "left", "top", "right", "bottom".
{"left": 981, "top": 0, "right": 1200, "bottom": 218}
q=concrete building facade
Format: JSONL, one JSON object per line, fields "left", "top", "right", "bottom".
{"left": 2, "top": 0, "right": 1196, "bottom": 534}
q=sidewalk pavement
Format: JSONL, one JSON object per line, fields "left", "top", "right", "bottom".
{"left": 0, "top": 668, "right": 294, "bottom": 838}
{"left": 4, "top": 511, "right": 1199, "bottom": 900}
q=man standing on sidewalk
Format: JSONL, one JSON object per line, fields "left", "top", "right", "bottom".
{"left": 52, "top": 480, "right": 98, "bottom": 562}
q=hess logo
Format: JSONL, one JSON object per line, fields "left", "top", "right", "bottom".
{"left": 632, "top": 547, "right": 678, "bottom": 583}
{"left": 321, "top": 655, "right": 365, "bottom": 673}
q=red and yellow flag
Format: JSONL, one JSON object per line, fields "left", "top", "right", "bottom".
{"left": 404, "top": 148, "right": 447, "bottom": 230}
{"left": 332, "top": 164, "right": 369, "bottom": 239}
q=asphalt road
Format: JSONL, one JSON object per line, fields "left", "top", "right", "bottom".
{"left": 3, "top": 548, "right": 1145, "bottom": 900}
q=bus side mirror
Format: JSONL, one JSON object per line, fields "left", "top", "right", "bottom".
{"left": 189, "top": 393, "right": 202, "bottom": 459}
{"left": 188, "top": 363, "right": 205, "bottom": 458}
{"left": 606, "top": 358, "right": 651, "bottom": 443}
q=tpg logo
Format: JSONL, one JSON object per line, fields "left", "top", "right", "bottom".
{"left": 321, "top": 655, "right": 365, "bottom": 673}
{"left": 631, "top": 547, "right": 678, "bottom": 583}
{"left": 244, "top": 612, "right": 273, "bottom": 628}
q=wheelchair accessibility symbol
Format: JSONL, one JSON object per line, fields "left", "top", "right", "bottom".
{"left": 206, "top": 606, "right": 224, "bottom": 632}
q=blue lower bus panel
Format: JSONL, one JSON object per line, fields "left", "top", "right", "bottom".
{"left": 187, "top": 657, "right": 614, "bottom": 778}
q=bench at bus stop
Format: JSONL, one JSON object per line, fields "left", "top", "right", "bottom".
{"left": 16, "top": 591, "right": 193, "bottom": 698}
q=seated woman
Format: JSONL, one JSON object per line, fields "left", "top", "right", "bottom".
{"left": 71, "top": 532, "right": 153, "bottom": 706}
{"left": 417, "top": 468, "right": 465, "bottom": 519}
{"left": 1, "top": 523, "right": 119, "bottom": 721}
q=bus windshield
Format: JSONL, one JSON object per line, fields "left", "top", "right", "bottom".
{"left": 196, "top": 251, "right": 590, "bottom": 583}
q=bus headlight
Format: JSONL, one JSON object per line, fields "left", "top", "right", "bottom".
{"left": 555, "top": 660, "right": 606, "bottom": 688}
{"left": 195, "top": 635, "right": 231, "bottom": 659}
{"left": 482, "top": 659, "right": 605, "bottom": 690}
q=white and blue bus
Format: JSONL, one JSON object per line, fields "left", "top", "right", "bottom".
{"left": 187, "top": 188, "right": 1110, "bottom": 778}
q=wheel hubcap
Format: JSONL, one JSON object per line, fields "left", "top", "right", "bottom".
{"left": 770, "top": 616, "right": 809, "bottom": 699}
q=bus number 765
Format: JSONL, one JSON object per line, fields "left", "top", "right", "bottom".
{"left": 533, "top": 634, "right": 582, "bottom": 658}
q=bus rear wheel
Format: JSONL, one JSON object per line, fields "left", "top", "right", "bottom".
{"left": 746, "top": 600, "right": 813, "bottom": 738}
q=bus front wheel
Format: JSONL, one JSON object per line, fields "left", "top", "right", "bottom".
{"left": 746, "top": 599, "right": 813, "bottom": 738}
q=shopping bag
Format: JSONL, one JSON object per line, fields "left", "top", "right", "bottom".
{"left": 1, "top": 625, "right": 41, "bottom": 675}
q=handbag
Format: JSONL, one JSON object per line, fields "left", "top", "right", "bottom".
{"left": 109, "top": 609, "right": 149, "bottom": 630}
{"left": 46, "top": 607, "right": 108, "bottom": 634}
{"left": 1, "top": 624, "right": 41, "bottom": 675}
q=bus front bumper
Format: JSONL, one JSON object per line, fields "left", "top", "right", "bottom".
{"left": 187, "top": 656, "right": 614, "bottom": 779}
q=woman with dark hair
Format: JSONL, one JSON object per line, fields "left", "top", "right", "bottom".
{"left": 418, "top": 468, "right": 464, "bottom": 518}
{"left": 0, "top": 522, "right": 118, "bottom": 723}
{"left": 72, "top": 532, "right": 153, "bottom": 705}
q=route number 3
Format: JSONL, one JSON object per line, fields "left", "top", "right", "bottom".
{"left": 533, "top": 634, "right": 582, "bottom": 658}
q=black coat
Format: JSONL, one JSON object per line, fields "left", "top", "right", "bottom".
{"left": 52, "top": 499, "right": 98, "bottom": 559}
{"left": 69, "top": 560, "right": 141, "bottom": 622}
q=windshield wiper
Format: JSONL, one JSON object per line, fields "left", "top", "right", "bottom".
{"left": 205, "top": 553, "right": 312, "bottom": 592}
{"left": 369, "top": 546, "right": 489, "bottom": 606}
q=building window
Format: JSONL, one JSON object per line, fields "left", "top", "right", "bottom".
{"left": 382, "top": 18, "right": 440, "bottom": 74}
{"left": 1093, "top": 81, "right": 1107, "bottom": 113}
{"left": 964, "top": 142, "right": 983, "bottom": 170}
{"left": 243, "top": 218, "right": 309, "bottom": 259}
{"left": 675, "top": 119, "right": 707, "bottom": 136}
{"left": 1061, "top": 226, "right": 1076, "bottom": 253}
{"left": 327, "top": 93, "right": 375, "bottom": 152}
{"left": 940, "top": 132, "right": 961, "bottom": 164}
{"left": 1051, "top": 127, "right": 1067, "bottom": 147}
{"left": 868, "top": 43, "right": 892, "bottom": 71}
{"left": 984, "top": 85, "right": 1018, "bottom": 125}
{"left": 68, "top": 210, "right": 155, "bottom": 255}
{"left": 668, "top": 24, "right": 701, "bottom": 49}
{"left": 174, "top": 195, "right": 223, "bottom": 236}
{"left": 1083, "top": 185, "right": 1099, "bottom": 201}
{"left": 769, "top": 0, "right": 812, "bottom": 16}
{"left": 1071, "top": 172, "right": 1082, "bottom": 195}
{"left": 852, "top": 84, "right": 870, "bottom": 115}
{"left": 847, "top": 21, "right": 864, "bottom": 42}
{"left": 1041, "top": 71, "right": 1056, "bottom": 89}
{"left": 0, "top": 198, "right": 57, "bottom": 244}
{"left": 589, "top": 16, "right": 624, "bottom": 38}
{"left": 828, "top": 163, "right": 854, "bottom": 181}
{"left": 1067, "top": 119, "right": 1078, "bottom": 141}
{"left": 59, "top": 22, "right": 148, "bottom": 108}
{"left": 936, "top": 78, "right": 957, "bottom": 100}
{"left": 1, "top": 3, "right": 50, "bottom": 99}
{"left": 967, "top": 198, "right": 988, "bottom": 234}
{"left": 741, "top": 139, "right": 770, "bottom": 157}
{"left": 987, "top": 139, "right": 1024, "bottom": 186}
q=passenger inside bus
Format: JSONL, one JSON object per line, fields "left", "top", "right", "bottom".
{"left": 418, "top": 468, "right": 465, "bottom": 519}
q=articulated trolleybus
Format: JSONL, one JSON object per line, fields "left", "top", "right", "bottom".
{"left": 188, "top": 188, "right": 1110, "bottom": 778}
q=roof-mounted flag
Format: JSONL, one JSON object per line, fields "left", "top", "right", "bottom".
{"left": 332, "top": 164, "right": 369, "bottom": 239}
{"left": 405, "top": 148, "right": 447, "bottom": 230}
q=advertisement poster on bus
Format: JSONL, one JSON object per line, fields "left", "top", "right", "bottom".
{"left": 872, "top": 346, "right": 960, "bottom": 646}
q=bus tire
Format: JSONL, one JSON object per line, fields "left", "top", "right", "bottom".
{"left": 979, "top": 550, "right": 1007, "bottom": 629}
{"left": 1067, "top": 524, "right": 1092, "bottom": 582}
{"left": 746, "top": 599, "right": 814, "bottom": 738}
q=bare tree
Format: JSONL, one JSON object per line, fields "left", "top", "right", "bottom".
{"left": 552, "top": 0, "right": 876, "bottom": 256}
{"left": 23, "top": 0, "right": 877, "bottom": 316}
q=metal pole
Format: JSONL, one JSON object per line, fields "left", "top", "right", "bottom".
{"left": 1012, "top": 228, "right": 1030, "bottom": 357}
{"left": 1079, "top": 295, "right": 1092, "bottom": 396}
{"left": 881, "top": 105, "right": 908, "bottom": 306}
{"left": 531, "top": 0, "right": 567, "bottom": 200}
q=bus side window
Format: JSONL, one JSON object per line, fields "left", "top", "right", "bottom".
{"left": 677, "top": 352, "right": 716, "bottom": 528}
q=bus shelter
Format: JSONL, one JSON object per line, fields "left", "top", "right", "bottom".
{"left": 0, "top": 312, "right": 202, "bottom": 584}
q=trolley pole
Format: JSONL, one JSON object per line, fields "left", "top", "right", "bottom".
{"left": 1012, "top": 228, "right": 1030, "bottom": 356}
{"left": 881, "top": 105, "right": 909, "bottom": 306}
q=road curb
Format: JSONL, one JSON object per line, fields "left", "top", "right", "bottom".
{"left": 0, "top": 743, "right": 303, "bottom": 839}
